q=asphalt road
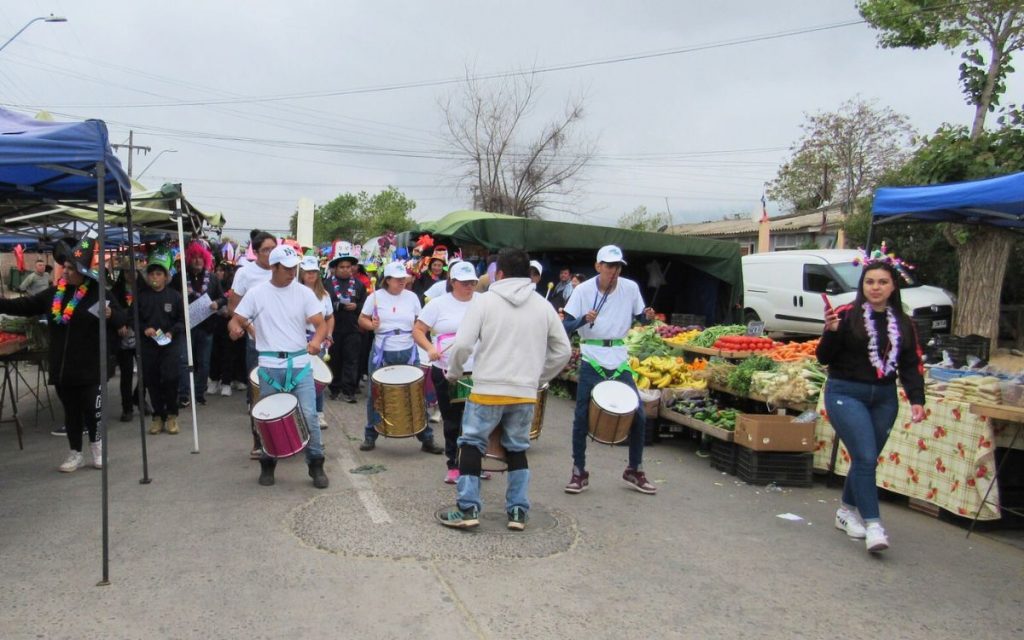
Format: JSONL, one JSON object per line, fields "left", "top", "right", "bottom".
{"left": 1, "top": 374, "right": 1022, "bottom": 639}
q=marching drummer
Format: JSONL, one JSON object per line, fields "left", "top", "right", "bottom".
{"left": 438, "top": 248, "right": 570, "bottom": 530}
{"left": 412, "top": 260, "right": 482, "bottom": 483}
{"left": 229, "top": 245, "right": 330, "bottom": 489}
{"left": 561, "top": 245, "right": 658, "bottom": 495}
{"left": 299, "top": 256, "right": 335, "bottom": 430}
{"left": 357, "top": 262, "right": 444, "bottom": 454}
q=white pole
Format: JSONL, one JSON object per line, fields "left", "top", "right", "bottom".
{"left": 174, "top": 210, "right": 200, "bottom": 453}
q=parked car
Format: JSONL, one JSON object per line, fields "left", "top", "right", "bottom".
{"left": 742, "top": 250, "right": 955, "bottom": 337}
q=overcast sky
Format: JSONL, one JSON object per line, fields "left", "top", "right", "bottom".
{"left": 2, "top": 1, "right": 1020, "bottom": 239}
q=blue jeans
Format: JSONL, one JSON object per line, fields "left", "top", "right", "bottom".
{"left": 824, "top": 378, "right": 899, "bottom": 521}
{"left": 456, "top": 401, "right": 533, "bottom": 513}
{"left": 178, "top": 328, "right": 212, "bottom": 402}
{"left": 572, "top": 362, "right": 646, "bottom": 471}
{"left": 363, "top": 347, "right": 434, "bottom": 443}
{"left": 258, "top": 365, "right": 322, "bottom": 463}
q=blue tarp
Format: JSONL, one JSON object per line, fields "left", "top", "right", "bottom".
{"left": 0, "top": 107, "right": 130, "bottom": 204}
{"left": 873, "top": 171, "right": 1024, "bottom": 230}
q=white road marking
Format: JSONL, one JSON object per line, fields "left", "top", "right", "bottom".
{"left": 334, "top": 440, "right": 392, "bottom": 524}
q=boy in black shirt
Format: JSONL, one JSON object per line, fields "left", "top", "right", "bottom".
{"left": 139, "top": 249, "right": 185, "bottom": 435}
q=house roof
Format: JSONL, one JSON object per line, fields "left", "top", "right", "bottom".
{"left": 668, "top": 205, "right": 845, "bottom": 238}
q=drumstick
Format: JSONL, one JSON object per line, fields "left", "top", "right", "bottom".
{"left": 544, "top": 282, "right": 554, "bottom": 300}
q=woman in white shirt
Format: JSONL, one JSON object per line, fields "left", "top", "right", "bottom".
{"left": 300, "top": 257, "right": 334, "bottom": 430}
{"left": 413, "top": 261, "right": 483, "bottom": 483}
{"left": 357, "top": 262, "right": 443, "bottom": 454}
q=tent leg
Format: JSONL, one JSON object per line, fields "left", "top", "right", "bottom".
{"left": 126, "top": 202, "right": 152, "bottom": 485}
{"left": 174, "top": 209, "right": 200, "bottom": 454}
{"left": 96, "top": 162, "right": 111, "bottom": 587}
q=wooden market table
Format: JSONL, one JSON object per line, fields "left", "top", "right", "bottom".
{"left": 966, "top": 402, "right": 1024, "bottom": 536}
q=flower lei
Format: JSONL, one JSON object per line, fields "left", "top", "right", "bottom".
{"left": 863, "top": 302, "right": 900, "bottom": 378}
{"left": 329, "top": 274, "right": 355, "bottom": 302}
{"left": 51, "top": 278, "right": 89, "bottom": 325}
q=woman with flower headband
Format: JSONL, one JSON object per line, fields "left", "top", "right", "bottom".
{"left": 0, "top": 236, "right": 126, "bottom": 472}
{"left": 816, "top": 245, "right": 926, "bottom": 553}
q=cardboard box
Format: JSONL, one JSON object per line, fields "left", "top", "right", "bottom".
{"left": 734, "top": 414, "right": 815, "bottom": 452}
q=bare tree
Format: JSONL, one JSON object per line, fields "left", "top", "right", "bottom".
{"left": 442, "top": 72, "right": 593, "bottom": 218}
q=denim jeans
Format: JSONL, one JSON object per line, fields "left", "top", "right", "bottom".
{"left": 363, "top": 347, "right": 434, "bottom": 443}
{"left": 824, "top": 377, "right": 899, "bottom": 521}
{"left": 258, "top": 364, "right": 322, "bottom": 463}
{"left": 572, "top": 361, "right": 646, "bottom": 471}
{"left": 456, "top": 401, "right": 533, "bottom": 513}
{"left": 178, "top": 328, "right": 212, "bottom": 402}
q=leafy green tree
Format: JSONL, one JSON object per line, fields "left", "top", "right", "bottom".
{"left": 767, "top": 97, "right": 914, "bottom": 212}
{"left": 288, "top": 187, "right": 417, "bottom": 244}
{"left": 617, "top": 205, "right": 671, "bottom": 232}
{"left": 858, "top": 1, "right": 1024, "bottom": 343}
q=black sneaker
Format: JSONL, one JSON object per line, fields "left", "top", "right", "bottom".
{"left": 420, "top": 439, "right": 444, "bottom": 455}
{"left": 50, "top": 424, "right": 67, "bottom": 437}
{"left": 344, "top": 394, "right": 357, "bottom": 404}
{"left": 328, "top": 390, "right": 340, "bottom": 401}
{"left": 179, "top": 397, "right": 191, "bottom": 409}
{"left": 438, "top": 505, "right": 480, "bottom": 529}
{"left": 507, "top": 506, "right": 528, "bottom": 531}
{"left": 359, "top": 438, "right": 376, "bottom": 451}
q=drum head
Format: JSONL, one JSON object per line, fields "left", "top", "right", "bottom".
{"left": 591, "top": 380, "right": 639, "bottom": 414}
{"left": 252, "top": 393, "right": 298, "bottom": 420}
{"left": 310, "top": 356, "right": 332, "bottom": 384}
{"left": 372, "top": 365, "right": 424, "bottom": 385}
{"left": 249, "top": 367, "right": 260, "bottom": 387}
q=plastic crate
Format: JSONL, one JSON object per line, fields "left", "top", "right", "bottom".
{"left": 736, "top": 448, "right": 813, "bottom": 487}
{"left": 710, "top": 439, "right": 738, "bottom": 474}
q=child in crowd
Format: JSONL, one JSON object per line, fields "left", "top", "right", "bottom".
{"left": 138, "top": 248, "right": 185, "bottom": 435}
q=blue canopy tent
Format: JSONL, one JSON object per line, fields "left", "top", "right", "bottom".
{"left": 0, "top": 107, "right": 133, "bottom": 585}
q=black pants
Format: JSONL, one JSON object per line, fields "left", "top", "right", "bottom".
{"left": 142, "top": 343, "right": 180, "bottom": 420}
{"left": 328, "top": 331, "right": 362, "bottom": 396}
{"left": 431, "top": 366, "right": 466, "bottom": 470}
{"left": 358, "top": 332, "right": 372, "bottom": 381}
{"left": 116, "top": 348, "right": 135, "bottom": 413}
{"left": 55, "top": 383, "right": 100, "bottom": 452}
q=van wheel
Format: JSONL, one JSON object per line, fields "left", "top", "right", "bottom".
{"left": 744, "top": 310, "right": 760, "bottom": 324}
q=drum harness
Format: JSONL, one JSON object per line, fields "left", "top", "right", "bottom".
{"left": 371, "top": 330, "right": 418, "bottom": 368}
{"left": 257, "top": 350, "right": 312, "bottom": 393}
{"left": 580, "top": 339, "right": 632, "bottom": 381}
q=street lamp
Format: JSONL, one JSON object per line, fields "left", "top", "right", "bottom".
{"left": 0, "top": 15, "right": 68, "bottom": 55}
{"left": 136, "top": 149, "right": 178, "bottom": 179}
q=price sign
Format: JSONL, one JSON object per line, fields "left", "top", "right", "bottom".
{"left": 745, "top": 321, "right": 765, "bottom": 337}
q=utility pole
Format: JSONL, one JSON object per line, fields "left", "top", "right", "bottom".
{"left": 110, "top": 131, "right": 151, "bottom": 177}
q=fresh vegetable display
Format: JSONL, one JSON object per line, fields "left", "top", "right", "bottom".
{"left": 630, "top": 355, "right": 707, "bottom": 390}
{"left": 689, "top": 325, "right": 747, "bottom": 348}
{"left": 625, "top": 326, "right": 672, "bottom": 359}
{"left": 725, "top": 355, "right": 778, "bottom": 396}
{"left": 765, "top": 339, "right": 820, "bottom": 362}
{"left": 668, "top": 396, "right": 738, "bottom": 431}
{"left": 712, "top": 335, "right": 777, "bottom": 352}
{"left": 562, "top": 349, "right": 582, "bottom": 375}
{"left": 695, "top": 358, "right": 737, "bottom": 388}
{"left": 750, "top": 361, "right": 827, "bottom": 404}
{"left": 663, "top": 328, "right": 702, "bottom": 346}
{"left": 0, "top": 331, "right": 25, "bottom": 344}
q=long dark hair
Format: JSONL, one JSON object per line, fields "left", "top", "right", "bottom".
{"left": 847, "top": 261, "right": 910, "bottom": 339}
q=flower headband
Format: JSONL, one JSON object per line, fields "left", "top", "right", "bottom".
{"left": 852, "top": 242, "right": 914, "bottom": 284}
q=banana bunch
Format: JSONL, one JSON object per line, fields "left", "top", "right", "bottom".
{"left": 631, "top": 356, "right": 708, "bottom": 390}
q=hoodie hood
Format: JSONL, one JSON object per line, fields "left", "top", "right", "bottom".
{"left": 488, "top": 277, "right": 537, "bottom": 307}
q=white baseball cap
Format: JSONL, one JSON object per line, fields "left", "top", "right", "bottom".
{"left": 269, "top": 245, "right": 302, "bottom": 268}
{"left": 299, "top": 256, "right": 320, "bottom": 272}
{"left": 449, "top": 261, "right": 478, "bottom": 282}
{"left": 596, "top": 245, "right": 627, "bottom": 265}
{"left": 383, "top": 262, "right": 409, "bottom": 280}
{"left": 529, "top": 260, "right": 543, "bottom": 276}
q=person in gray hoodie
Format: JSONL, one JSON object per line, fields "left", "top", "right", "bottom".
{"left": 438, "top": 248, "right": 571, "bottom": 531}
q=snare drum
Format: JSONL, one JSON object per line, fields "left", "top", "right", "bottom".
{"left": 248, "top": 367, "right": 261, "bottom": 405}
{"left": 371, "top": 365, "right": 426, "bottom": 437}
{"left": 529, "top": 384, "right": 548, "bottom": 440}
{"left": 481, "top": 425, "right": 508, "bottom": 473}
{"left": 251, "top": 393, "right": 310, "bottom": 458}
{"left": 310, "top": 356, "right": 333, "bottom": 395}
{"left": 449, "top": 375, "right": 474, "bottom": 404}
{"left": 588, "top": 380, "right": 639, "bottom": 444}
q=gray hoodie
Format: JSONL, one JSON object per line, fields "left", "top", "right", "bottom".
{"left": 447, "top": 277, "right": 571, "bottom": 399}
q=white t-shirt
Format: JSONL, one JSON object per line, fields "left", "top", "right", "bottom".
{"left": 306, "top": 293, "right": 333, "bottom": 335}
{"left": 418, "top": 292, "right": 479, "bottom": 371}
{"left": 423, "top": 279, "right": 448, "bottom": 302}
{"left": 361, "top": 289, "right": 421, "bottom": 351}
{"left": 564, "top": 276, "right": 645, "bottom": 370}
{"left": 236, "top": 280, "right": 323, "bottom": 369}
{"left": 232, "top": 262, "right": 272, "bottom": 297}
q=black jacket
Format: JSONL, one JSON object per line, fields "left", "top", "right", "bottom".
{"left": 816, "top": 304, "right": 926, "bottom": 405}
{"left": 0, "top": 282, "right": 126, "bottom": 386}
{"left": 137, "top": 285, "right": 185, "bottom": 349}
{"left": 182, "top": 268, "right": 226, "bottom": 333}
{"left": 324, "top": 274, "right": 367, "bottom": 335}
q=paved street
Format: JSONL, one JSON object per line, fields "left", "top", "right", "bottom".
{"left": 1, "top": 373, "right": 1022, "bottom": 639}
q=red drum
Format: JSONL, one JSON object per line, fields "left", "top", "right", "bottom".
{"left": 251, "top": 393, "right": 309, "bottom": 458}
{"left": 310, "top": 356, "right": 333, "bottom": 395}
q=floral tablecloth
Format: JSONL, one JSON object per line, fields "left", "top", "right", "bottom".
{"left": 812, "top": 385, "right": 1023, "bottom": 521}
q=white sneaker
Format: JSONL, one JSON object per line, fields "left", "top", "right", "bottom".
{"left": 207, "top": 380, "right": 222, "bottom": 395}
{"left": 865, "top": 523, "right": 890, "bottom": 552}
{"left": 90, "top": 440, "right": 103, "bottom": 469}
{"left": 428, "top": 404, "right": 441, "bottom": 424}
{"left": 59, "top": 451, "right": 84, "bottom": 473}
{"left": 318, "top": 412, "right": 328, "bottom": 428}
{"left": 232, "top": 381, "right": 247, "bottom": 391}
{"left": 834, "top": 508, "right": 867, "bottom": 539}
{"left": 220, "top": 385, "right": 233, "bottom": 397}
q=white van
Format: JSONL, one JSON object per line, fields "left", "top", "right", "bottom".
{"left": 742, "top": 249, "right": 955, "bottom": 336}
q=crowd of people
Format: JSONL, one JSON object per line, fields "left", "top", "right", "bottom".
{"left": 3, "top": 228, "right": 923, "bottom": 551}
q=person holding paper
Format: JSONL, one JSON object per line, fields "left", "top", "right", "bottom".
{"left": 139, "top": 247, "right": 185, "bottom": 436}
{"left": 178, "top": 242, "right": 226, "bottom": 407}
